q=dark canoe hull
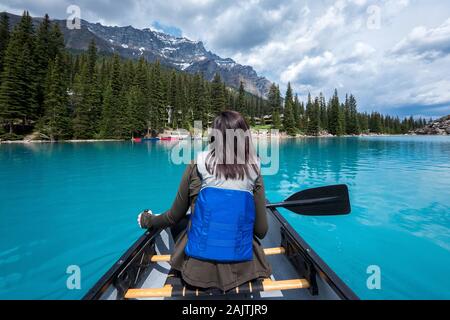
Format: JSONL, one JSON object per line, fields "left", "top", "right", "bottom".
{"left": 83, "top": 207, "right": 358, "bottom": 300}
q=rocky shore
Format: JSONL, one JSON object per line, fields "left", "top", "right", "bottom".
{"left": 0, "top": 133, "right": 413, "bottom": 143}
{"left": 414, "top": 115, "right": 450, "bottom": 135}
{"left": 0, "top": 139, "right": 123, "bottom": 144}
{"left": 3, "top": 122, "right": 449, "bottom": 143}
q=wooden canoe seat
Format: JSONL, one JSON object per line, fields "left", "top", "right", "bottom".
{"left": 125, "top": 278, "right": 310, "bottom": 299}
{"left": 150, "top": 247, "right": 286, "bottom": 263}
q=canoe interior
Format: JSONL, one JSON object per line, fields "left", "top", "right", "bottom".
{"left": 83, "top": 208, "right": 358, "bottom": 300}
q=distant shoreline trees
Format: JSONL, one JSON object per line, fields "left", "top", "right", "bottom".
{"left": 0, "top": 12, "right": 429, "bottom": 140}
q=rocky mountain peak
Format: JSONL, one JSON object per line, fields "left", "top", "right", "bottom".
{"left": 6, "top": 12, "right": 271, "bottom": 97}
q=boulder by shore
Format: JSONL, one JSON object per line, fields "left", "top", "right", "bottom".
{"left": 414, "top": 115, "right": 450, "bottom": 135}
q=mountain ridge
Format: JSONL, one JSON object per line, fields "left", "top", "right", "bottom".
{"left": 5, "top": 12, "right": 272, "bottom": 97}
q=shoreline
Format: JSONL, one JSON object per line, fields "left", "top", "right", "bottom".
{"left": 1, "top": 133, "right": 444, "bottom": 144}
{"left": 0, "top": 139, "right": 124, "bottom": 144}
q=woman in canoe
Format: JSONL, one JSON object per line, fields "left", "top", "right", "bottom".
{"left": 137, "top": 110, "right": 271, "bottom": 291}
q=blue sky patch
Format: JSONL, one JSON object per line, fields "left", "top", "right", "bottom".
{"left": 152, "top": 21, "right": 182, "bottom": 38}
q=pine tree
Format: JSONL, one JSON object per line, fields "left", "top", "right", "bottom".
{"left": 305, "top": 93, "right": 312, "bottom": 131}
{"left": 0, "top": 13, "right": 9, "bottom": 133}
{"left": 40, "top": 54, "right": 71, "bottom": 140}
{"left": 133, "top": 57, "right": 151, "bottom": 133}
{"left": 370, "top": 112, "right": 383, "bottom": 133}
{"left": 121, "top": 60, "right": 134, "bottom": 93}
{"left": 359, "top": 113, "right": 369, "bottom": 133}
{"left": 110, "top": 58, "right": 131, "bottom": 138}
{"left": 268, "top": 83, "right": 282, "bottom": 129}
{"left": 172, "top": 73, "right": 183, "bottom": 129}
{"left": 248, "top": 96, "right": 256, "bottom": 126}
{"left": 328, "top": 89, "right": 344, "bottom": 136}
{"left": 98, "top": 57, "right": 110, "bottom": 89}
{"left": 100, "top": 83, "right": 114, "bottom": 138}
{"left": 346, "top": 94, "right": 360, "bottom": 135}
{"left": 167, "top": 71, "right": 177, "bottom": 128}
{"left": 100, "top": 54, "right": 122, "bottom": 138}
{"left": 49, "top": 24, "right": 65, "bottom": 61}
{"left": 0, "top": 13, "right": 10, "bottom": 80}
{"left": 176, "top": 75, "right": 188, "bottom": 129}
{"left": 293, "top": 94, "right": 300, "bottom": 129}
{"left": 319, "top": 93, "right": 328, "bottom": 132}
{"left": 297, "top": 101, "right": 306, "bottom": 132}
{"left": 306, "top": 94, "right": 320, "bottom": 136}
{"left": 343, "top": 95, "right": 350, "bottom": 134}
{"left": 200, "top": 81, "right": 211, "bottom": 129}
{"left": 72, "top": 69, "right": 88, "bottom": 138}
{"left": 85, "top": 40, "right": 102, "bottom": 130}
{"left": 0, "top": 11, "right": 36, "bottom": 134}
{"left": 34, "top": 14, "right": 53, "bottom": 117}
{"left": 283, "top": 83, "right": 296, "bottom": 135}
{"left": 115, "top": 87, "right": 132, "bottom": 138}
{"left": 237, "top": 81, "right": 246, "bottom": 114}
{"left": 191, "top": 73, "right": 203, "bottom": 125}
{"left": 73, "top": 40, "right": 102, "bottom": 138}
{"left": 126, "top": 85, "right": 146, "bottom": 137}
{"left": 149, "top": 61, "right": 165, "bottom": 130}
{"left": 223, "top": 82, "right": 231, "bottom": 110}
{"left": 211, "top": 73, "right": 226, "bottom": 115}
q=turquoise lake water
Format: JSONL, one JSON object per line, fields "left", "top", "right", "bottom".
{"left": 0, "top": 136, "right": 449, "bottom": 300}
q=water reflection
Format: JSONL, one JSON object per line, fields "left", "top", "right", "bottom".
{"left": 268, "top": 137, "right": 362, "bottom": 199}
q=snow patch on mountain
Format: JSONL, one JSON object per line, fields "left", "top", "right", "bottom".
{"left": 62, "top": 17, "right": 272, "bottom": 97}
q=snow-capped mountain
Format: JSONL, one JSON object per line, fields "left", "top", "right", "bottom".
{"left": 5, "top": 13, "right": 272, "bottom": 97}
{"left": 81, "top": 21, "right": 272, "bottom": 97}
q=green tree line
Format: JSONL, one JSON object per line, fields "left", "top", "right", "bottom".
{"left": 268, "top": 84, "right": 428, "bottom": 136}
{"left": 0, "top": 12, "right": 429, "bottom": 140}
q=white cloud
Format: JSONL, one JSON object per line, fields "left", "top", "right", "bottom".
{"left": 352, "top": 42, "right": 377, "bottom": 58}
{"left": 391, "top": 18, "right": 450, "bottom": 61}
{"left": 384, "top": 0, "right": 410, "bottom": 16}
{"left": 281, "top": 51, "right": 336, "bottom": 84}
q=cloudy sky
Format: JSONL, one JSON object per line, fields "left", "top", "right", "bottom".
{"left": 2, "top": 0, "right": 450, "bottom": 117}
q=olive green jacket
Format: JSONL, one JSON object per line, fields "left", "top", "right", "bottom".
{"left": 140, "top": 164, "right": 272, "bottom": 291}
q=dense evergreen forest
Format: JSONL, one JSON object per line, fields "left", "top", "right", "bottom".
{"left": 0, "top": 12, "right": 429, "bottom": 141}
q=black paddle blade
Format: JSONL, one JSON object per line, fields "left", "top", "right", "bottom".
{"left": 269, "top": 184, "right": 351, "bottom": 216}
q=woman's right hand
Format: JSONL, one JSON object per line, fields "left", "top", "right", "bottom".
{"left": 137, "top": 210, "right": 152, "bottom": 229}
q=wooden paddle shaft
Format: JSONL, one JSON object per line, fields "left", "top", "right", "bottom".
{"left": 150, "top": 247, "right": 286, "bottom": 263}
{"left": 267, "top": 196, "right": 339, "bottom": 208}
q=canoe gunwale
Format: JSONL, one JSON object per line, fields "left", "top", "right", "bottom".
{"left": 82, "top": 228, "right": 161, "bottom": 300}
{"left": 269, "top": 207, "right": 359, "bottom": 300}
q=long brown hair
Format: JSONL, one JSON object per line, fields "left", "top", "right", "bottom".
{"left": 206, "top": 111, "right": 259, "bottom": 180}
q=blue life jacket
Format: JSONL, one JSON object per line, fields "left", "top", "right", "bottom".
{"left": 185, "top": 186, "right": 256, "bottom": 262}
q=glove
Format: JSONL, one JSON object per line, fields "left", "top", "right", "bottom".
{"left": 137, "top": 209, "right": 153, "bottom": 229}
